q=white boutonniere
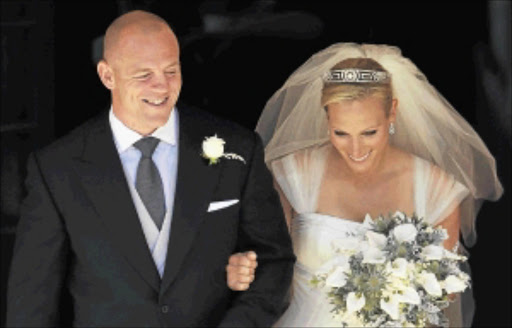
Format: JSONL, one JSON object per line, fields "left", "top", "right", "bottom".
{"left": 201, "top": 134, "right": 246, "bottom": 165}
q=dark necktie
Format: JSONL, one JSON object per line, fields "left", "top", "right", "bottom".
{"left": 134, "top": 137, "right": 165, "bottom": 230}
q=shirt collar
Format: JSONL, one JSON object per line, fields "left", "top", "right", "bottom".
{"left": 109, "top": 106, "right": 178, "bottom": 153}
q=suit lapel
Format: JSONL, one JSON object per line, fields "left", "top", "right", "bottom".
{"left": 160, "top": 107, "right": 220, "bottom": 295}
{"left": 72, "top": 113, "right": 160, "bottom": 292}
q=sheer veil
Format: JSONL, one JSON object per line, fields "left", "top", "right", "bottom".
{"left": 256, "top": 43, "right": 503, "bottom": 248}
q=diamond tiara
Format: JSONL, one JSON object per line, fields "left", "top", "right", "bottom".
{"left": 324, "top": 69, "right": 389, "bottom": 83}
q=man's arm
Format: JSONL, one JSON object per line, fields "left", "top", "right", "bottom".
{"left": 6, "top": 153, "right": 70, "bottom": 327}
{"left": 219, "top": 134, "right": 295, "bottom": 327}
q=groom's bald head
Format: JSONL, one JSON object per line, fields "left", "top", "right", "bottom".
{"left": 102, "top": 10, "right": 177, "bottom": 62}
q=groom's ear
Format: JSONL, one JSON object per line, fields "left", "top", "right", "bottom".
{"left": 97, "top": 60, "right": 115, "bottom": 90}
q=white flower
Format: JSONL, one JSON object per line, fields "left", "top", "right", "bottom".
{"left": 380, "top": 295, "right": 400, "bottom": 320}
{"left": 201, "top": 134, "right": 245, "bottom": 165}
{"left": 366, "top": 230, "right": 387, "bottom": 249}
{"left": 397, "top": 286, "right": 421, "bottom": 305}
{"left": 458, "top": 272, "right": 471, "bottom": 284}
{"left": 402, "top": 320, "right": 418, "bottom": 328}
{"left": 388, "top": 258, "right": 409, "bottom": 278}
{"left": 418, "top": 272, "right": 442, "bottom": 297}
{"left": 363, "top": 247, "right": 387, "bottom": 264}
{"left": 325, "top": 265, "right": 348, "bottom": 287}
{"left": 346, "top": 292, "right": 366, "bottom": 314}
{"left": 393, "top": 211, "right": 406, "bottom": 221}
{"left": 332, "top": 237, "right": 364, "bottom": 254}
{"left": 438, "top": 228, "right": 449, "bottom": 241}
{"left": 442, "top": 249, "right": 466, "bottom": 261}
{"left": 442, "top": 275, "right": 468, "bottom": 294}
{"left": 386, "top": 275, "right": 405, "bottom": 292}
{"left": 421, "top": 245, "right": 445, "bottom": 261}
{"left": 202, "top": 135, "right": 225, "bottom": 164}
{"left": 393, "top": 223, "right": 417, "bottom": 243}
{"left": 340, "top": 311, "right": 365, "bottom": 327}
{"left": 316, "top": 255, "right": 350, "bottom": 276}
{"left": 310, "top": 211, "right": 472, "bottom": 327}
{"left": 363, "top": 213, "right": 374, "bottom": 228}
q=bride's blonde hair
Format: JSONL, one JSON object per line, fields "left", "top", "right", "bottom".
{"left": 321, "top": 58, "right": 393, "bottom": 116}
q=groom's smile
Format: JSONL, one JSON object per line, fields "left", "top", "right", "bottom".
{"left": 143, "top": 96, "right": 169, "bottom": 107}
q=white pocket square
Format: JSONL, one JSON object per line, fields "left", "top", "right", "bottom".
{"left": 207, "top": 199, "right": 239, "bottom": 212}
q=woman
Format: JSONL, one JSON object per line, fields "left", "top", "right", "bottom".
{"left": 226, "top": 43, "right": 503, "bottom": 327}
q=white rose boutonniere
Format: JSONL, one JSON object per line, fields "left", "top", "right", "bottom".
{"left": 202, "top": 134, "right": 246, "bottom": 165}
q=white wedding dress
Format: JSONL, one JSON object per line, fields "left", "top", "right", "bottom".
{"left": 272, "top": 144, "right": 470, "bottom": 327}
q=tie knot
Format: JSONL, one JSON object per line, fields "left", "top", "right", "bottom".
{"left": 134, "top": 137, "right": 160, "bottom": 158}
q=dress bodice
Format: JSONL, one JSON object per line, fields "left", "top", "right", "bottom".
{"left": 272, "top": 146, "right": 470, "bottom": 327}
{"left": 291, "top": 213, "right": 366, "bottom": 273}
{"left": 275, "top": 213, "right": 369, "bottom": 327}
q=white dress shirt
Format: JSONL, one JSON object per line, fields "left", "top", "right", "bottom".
{"left": 109, "top": 107, "right": 179, "bottom": 277}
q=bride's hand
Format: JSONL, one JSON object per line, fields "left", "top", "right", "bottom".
{"left": 226, "top": 251, "right": 258, "bottom": 291}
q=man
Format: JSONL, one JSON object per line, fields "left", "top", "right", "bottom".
{"left": 6, "top": 10, "right": 294, "bottom": 327}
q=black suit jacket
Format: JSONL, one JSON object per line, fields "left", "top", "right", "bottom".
{"left": 6, "top": 105, "right": 295, "bottom": 327}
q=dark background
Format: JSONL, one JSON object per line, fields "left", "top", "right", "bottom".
{"left": 1, "top": 1, "right": 510, "bottom": 326}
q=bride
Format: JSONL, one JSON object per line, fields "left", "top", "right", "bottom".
{"left": 225, "top": 43, "right": 502, "bottom": 327}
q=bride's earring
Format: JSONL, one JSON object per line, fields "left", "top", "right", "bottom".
{"left": 389, "top": 122, "right": 395, "bottom": 135}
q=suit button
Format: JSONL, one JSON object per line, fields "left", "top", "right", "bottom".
{"left": 161, "top": 305, "right": 169, "bottom": 313}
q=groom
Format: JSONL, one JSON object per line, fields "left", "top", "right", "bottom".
{"left": 6, "top": 10, "right": 294, "bottom": 327}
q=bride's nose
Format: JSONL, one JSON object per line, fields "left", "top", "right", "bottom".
{"left": 349, "top": 138, "right": 364, "bottom": 157}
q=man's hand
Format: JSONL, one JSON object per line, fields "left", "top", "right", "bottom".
{"left": 226, "top": 251, "right": 258, "bottom": 291}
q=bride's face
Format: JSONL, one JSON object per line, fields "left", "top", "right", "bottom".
{"left": 327, "top": 96, "right": 396, "bottom": 175}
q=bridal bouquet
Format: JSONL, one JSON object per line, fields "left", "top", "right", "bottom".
{"left": 310, "top": 212, "right": 470, "bottom": 327}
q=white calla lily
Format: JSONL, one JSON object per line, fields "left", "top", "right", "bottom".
{"left": 380, "top": 295, "right": 400, "bottom": 320}
{"left": 385, "top": 275, "right": 405, "bottom": 292}
{"left": 366, "top": 230, "right": 388, "bottom": 249}
{"left": 363, "top": 213, "right": 374, "bottom": 228}
{"left": 442, "top": 275, "right": 468, "bottom": 293}
{"left": 397, "top": 287, "right": 421, "bottom": 305}
{"left": 419, "top": 272, "right": 442, "bottom": 297}
{"left": 315, "top": 255, "right": 350, "bottom": 275}
{"left": 421, "top": 245, "right": 445, "bottom": 261}
{"left": 363, "top": 247, "right": 387, "bottom": 264}
{"left": 388, "top": 258, "right": 409, "bottom": 278}
{"left": 393, "top": 223, "right": 417, "bottom": 243}
{"left": 346, "top": 292, "right": 366, "bottom": 314}
{"left": 340, "top": 311, "right": 366, "bottom": 327}
{"left": 332, "top": 237, "right": 364, "bottom": 254}
{"left": 325, "top": 265, "right": 348, "bottom": 287}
